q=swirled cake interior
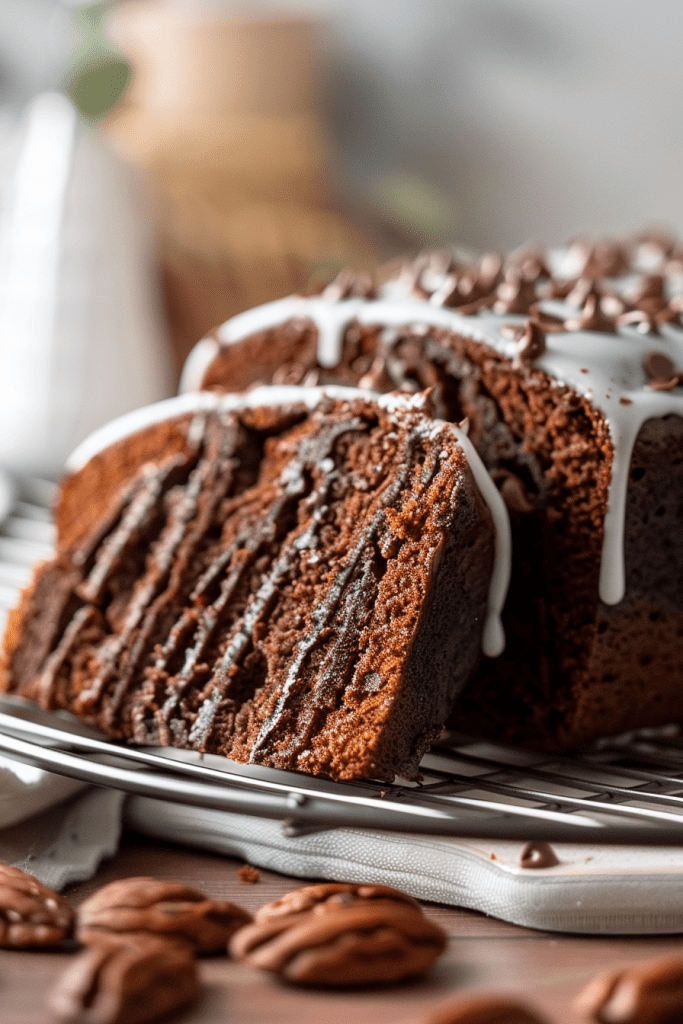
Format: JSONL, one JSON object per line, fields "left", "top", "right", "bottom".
{"left": 1, "top": 394, "right": 495, "bottom": 781}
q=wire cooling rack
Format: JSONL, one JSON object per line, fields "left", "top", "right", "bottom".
{"left": 2, "top": 477, "right": 683, "bottom": 844}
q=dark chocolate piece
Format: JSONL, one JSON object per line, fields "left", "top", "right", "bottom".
{"left": 518, "top": 842, "right": 560, "bottom": 869}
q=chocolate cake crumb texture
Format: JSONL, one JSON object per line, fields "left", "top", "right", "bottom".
{"left": 1, "top": 388, "right": 509, "bottom": 781}
{"left": 182, "top": 230, "right": 683, "bottom": 750}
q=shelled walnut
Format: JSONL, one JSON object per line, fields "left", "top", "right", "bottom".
{"left": 255, "top": 881, "right": 422, "bottom": 921}
{"left": 48, "top": 935, "right": 200, "bottom": 1024}
{"left": 231, "top": 887, "right": 446, "bottom": 987}
{"left": 76, "top": 876, "right": 251, "bottom": 954}
{"left": 0, "top": 862, "right": 74, "bottom": 948}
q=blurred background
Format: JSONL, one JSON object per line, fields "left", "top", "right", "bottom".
{"left": 0, "top": 0, "right": 682, "bottom": 474}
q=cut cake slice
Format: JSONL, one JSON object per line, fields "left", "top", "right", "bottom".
{"left": 1, "top": 387, "right": 509, "bottom": 781}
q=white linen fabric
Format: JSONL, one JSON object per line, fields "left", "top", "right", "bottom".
{"left": 0, "top": 761, "right": 122, "bottom": 890}
{"left": 2, "top": 757, "right": 683, "bottom": 935}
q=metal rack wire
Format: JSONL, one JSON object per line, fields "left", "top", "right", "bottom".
{"left": 2, "top": 694, "right": 683, "bottom": 844}
{"left": 2, "top": 478, "right": 683, "bottom": 844}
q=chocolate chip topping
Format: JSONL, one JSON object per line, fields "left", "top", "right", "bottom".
{"left": 527, "top": 307, "right": 566, "bottom": 333}
{"left": 628, "top": 273, "right": 668, "bottom": 313}
{"left": 513, "top": 319, "right": 546, "bottom": 369}
{"left": 585, "top": 240, "right": 631, "bottom": 278}
{"left": 647, "top": 377, "right": 682, "bottom": 392}
{"left": 643, "top": 350, "right": 682, "bottom": 391}
{"left": 564, "top": 291, "right": 617, "bottom": 334}
{"left": 478, "top": 252, "right": 504, "bottom": 290}
{"left": 566, "top": 276, "right": 598, "bottom": 309}
{"left": 322, "top": 269, "right": 376, "bottom": 301}
{"left": 493, "top": 271, "right": 538, "bottom": 315}
{"left": 389, "top": 230, "right": 683, "bottom": 345}
{"left": 430, "top": 273, "right": 466, "bottom": 308}
{"left": 617, "top": 309, "right": 660, "bottom": 335}
{"left": 518, "top": 841, "right": 560, "bottom": 869}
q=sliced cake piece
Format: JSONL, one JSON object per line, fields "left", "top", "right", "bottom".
{"left": 182, "top": 237, "right": 683, "bottom": 750}
{"left": 1, "top": 387, "right": 510, "bottom": 781}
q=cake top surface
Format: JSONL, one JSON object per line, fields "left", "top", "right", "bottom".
{"left": 65, "top": 385, "right": 511, "bottom": 659}
{"left": 180, "top": 231, "right": 683, "bottom": 609}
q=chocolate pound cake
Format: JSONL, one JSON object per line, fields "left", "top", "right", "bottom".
{"left": 182, "top": 233, "right": 683, "bottom": 749}
{"left": 1, "top": 387, "right": 510, "bottom": 781}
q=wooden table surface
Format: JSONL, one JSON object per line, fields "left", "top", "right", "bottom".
{"left": 4, "top": 830, "right": 682, "bottom": 1024}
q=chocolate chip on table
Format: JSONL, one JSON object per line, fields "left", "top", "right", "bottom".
{"left": 0, "top": 862, "right": 74, "bottom": 948}
{"left": 238, "top": 864, "right": 260, "bottom": 884}
{"left": 518, "top": 842, "right": 560, "bottom": 869}
{"left": 48, "top": 935, "right": 200, "bottom": 1024}
{"left": 230, "top": 895, "right": 447, "bottom": 987}
{"left": 574, "top": 954, "right": 683, "bottom": 1023}
{"left": 427, "top": 994, "right": 550, "bottom": 1023}
{"left": 76, "top": 876, "right": 252, "bottom": 954}
{"left": 255, "top": 882, "right": 422, "bottom": 921}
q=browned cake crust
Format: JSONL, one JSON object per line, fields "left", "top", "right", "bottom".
{"left": 190, "top": 238, "right": 683, "bottom": 749}
{"left": 1, "top": 394, "right": 496, "bottom": 781}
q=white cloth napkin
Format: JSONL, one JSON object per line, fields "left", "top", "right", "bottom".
{"left": 3, "top": 755, "right": 683, "bottom": 935}
{"left": 0, "top": 758, "right": 122, "bottom": 890}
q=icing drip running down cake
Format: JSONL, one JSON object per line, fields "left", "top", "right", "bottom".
{"left": 182, "top": 232, "right": 683, "bottom": 748}
{"left": 0, "top": 388, "right": 509, "bottom": 781}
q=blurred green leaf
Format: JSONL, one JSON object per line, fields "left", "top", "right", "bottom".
{"left": 64, "top": 2, "right": 130, "bottom": 120}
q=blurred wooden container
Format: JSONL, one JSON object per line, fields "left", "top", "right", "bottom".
{"left": 105, "top": 2, "right": 381, "bottom": 375}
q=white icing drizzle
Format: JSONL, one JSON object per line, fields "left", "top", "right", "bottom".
{"left": 178, "top": 335, "right": 220, "bottom": 395}
{"left": 66, "top": 383, "right": 511, "bottom": 659}
{"left": 446, "top": 423, "right": 510, "bottom": 657}
{"left": 182, "top": 281, "right": 683, "bottom": 609}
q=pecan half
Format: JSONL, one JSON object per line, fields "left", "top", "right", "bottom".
{"left": 48, "top": 936, "right": 200, "bottom": 1024}
{"left": 76, "top": 876, "right": 251, "bottom": 953}
{"left": 428, "top": 994, "right": 549, "bottom": 1023}
{"left": 0, "top": 862, "right": 73, "bottom": 947}
{"left": 230, "top": 901, "right": 447, "bottom": 987}
{"left": 256, "top": 882, "right": 422, "bottom": 921}
{"left": 574, "top": 955, "right": 683, "bottom": 1023}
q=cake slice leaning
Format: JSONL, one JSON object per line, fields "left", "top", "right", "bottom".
{"left": 0, "top": 386, "right": 510, "bottom": 782}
